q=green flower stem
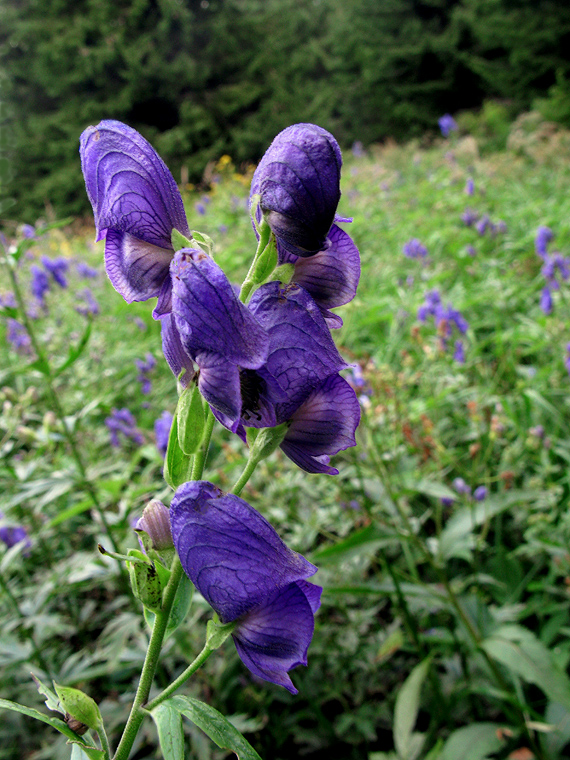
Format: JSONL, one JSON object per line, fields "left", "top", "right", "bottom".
{"left": 112, "top": 558, "right": 185, "bottom": 760}
{"left": 230, "top": 450, "right": 261, "bottom": 496}
{"left": 98, "top": 724, "right": 112, "bottom": 760}
{"left": 239, "top": 220, "right": 271, "bottom": 302}
{"left": 144, "top": 643, "right": 214, "bottom": 712}
{"left": 113, "top": 403, "right": 216, "bottom": 760}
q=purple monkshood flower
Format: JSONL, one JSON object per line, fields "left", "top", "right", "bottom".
{"left": 535, "top": 226, "right": 553, "bottom": 258}
{"left": 465, "top": 178, "right": 474, "bottom": 195}
{"left": 438, "top": 114, "right": 458, "bottom": 138}
{"left": 453, "top": 477, "right": 471, "bottom": 496}
{"left": 540, "top": 286, "right": 553, "bottom": 315}
{"left": 135, "top": 353, "right": 156, "bottom": 394}
{"left": 135, "top": 500, "right": 173, "bottom": 551}
{"left": 170, "top": 481, "right": 322, "bottom": 693}
{"left": 30, "top": 265, "right": 50, "bottom": 302}
{"left": 403, "top": 239, "right": 428, "bottom": 260}
{"left": 473, "top": 486, "right": 487, "bottom": 501}
{"left": 75, "top": 288, "right": 100, "bottom": 316}
{"left": 162, "top": 252, "right": 359, "bottom": 473}
{"left": 80, "top": 120, "right": 192, "bottom": 318}
{"left": 6, "top": 319, "right": 32, "bottom": 354}
{"left": 154, "top": 411, "right": 173, "bottom": 457}
{"left": 105, "top": 408, "right": 144, "bottom": 447}
{"left": 250, "top": 123, "right": 343, "bottom": 259}
{"left": 41, "top": 256, "right": 68, "bottom": 288}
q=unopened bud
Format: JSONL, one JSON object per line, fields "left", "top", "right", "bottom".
{"left": 135, "top": 500, "right": 173, "bottom": 552}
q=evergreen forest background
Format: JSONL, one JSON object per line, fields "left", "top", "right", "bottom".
{"left": 1, "top": 0, "right": 570, "bottom": 223}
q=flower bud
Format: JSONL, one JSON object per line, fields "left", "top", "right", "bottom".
{"left": 135, "top": 500, "right": 173, "bottom": 552}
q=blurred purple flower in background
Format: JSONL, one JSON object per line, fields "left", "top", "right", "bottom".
{"left": 540, "top": 286, "right": 553, "bottom": 315}
{"left": 351, "top": 141, "right": 365, "bottom": 157}
{"left": 438, "top": 114, "right": 458, "bottom": 138}
{"left": 170, "top": 481, "right": 322, "bottom": 693}
{"left": 535, "top": 226, "right": 553, "bottom": 259}
{"left": 403, "top": 238, "right": 428, "bottom": 260}
{"left": 453, "top": 340, "right": 465, "bottom": 363}
{"left": 76, "top": 261, "right": 99, "bottom": 279}
{"left": 30, "top": 265, "right": 50, "bottom": 303}
{"left": 0, "top": 512, "right": 31, "bottom": 553}
{"left": 75, "top": 288, "right": 100, "bottom": 316}
{"left": 105, "top": 408, "right": 144, "bottom": 447}
{"left": 453, "top": 477, "right": 471, "bottom": 496}
{"left": 41, "top": 256, "right": 68, "bottom": 288}
{"left": 20, "top": 224, "right": 36, "bottom": 239}
{"left": 565, "top": 344, "right": 570, "bottom": 376}
{"left": 466, "top": 245, "right": 477, "bottom": 257}
{"left": 465, "top": 178, "right": 474, "bottom": 195}
{"left": 154, "top": 411, "right": 173, "bottom": 457}
{"left": 461, "top": 209, "right": 479, "bottom": 226}
{"left": 135, "top": 353, "right": 156, "bottom": 394}
{"left": 476, "top": 215, "right": 491, "bottom": 236}
{"left": 6, "top": 319, "right": 31, "bottom": 354}
{"left": 473, "top": 486, "right": 488, "bottom": 501}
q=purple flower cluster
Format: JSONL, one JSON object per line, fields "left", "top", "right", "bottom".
{"left": 417, "top": 290, "right": 469, "bottom": 361}
{"left": 534, "top": 226, "right": 570, "bottom": 315}
{"left": 438, "top": 114, "right": 458, "bottom": 138}
{"left": 80, "top": 120, "right": 361, "bottom": 691}
{"left": 135, "top": 353, "right": 156, "bottom": 394}
{"left": 41, "top": 256, "right": 68, "bottom": 288}
{"left": 443, "top": 479, "right": 488, "bottom": 505}
{"left": 461, "top": 209, "right": 507, "bottom": 236}
{"left": 105, "top": 408, "right": 144, "bottom": 448}
{"left": 6, "top": 319, "right": 32, "bottom": 354}
{"left": 30, "top": 265, "right": 50, "bottom": 303}
{"left": 75, "top": 288, "right": 100, "bottom": 316}
{"left": 154, "top": 410, "right": 173, "bottom": 457}
{"left": 402, "top": 238, "right": 428, "bottom": 260}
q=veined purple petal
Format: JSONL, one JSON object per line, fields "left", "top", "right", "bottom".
{"left": 80, "top": 120, "right": 189, "bottom": 247}
{"left": 105, "top": 231, "right": 174, "bottom": 304}
{"left": 251, "top": 123, "right": 342, "bottom": 258}
{"left": 233, "top": 581, "right": 320, "bottom": 693}
{"left": 80, "top": 120, "right": 190, "bottom": 305}
{"left": 291, "top": 224, "right": 360, "bottom": 315}
{"left": 171, "top": 249, "right": 269, "bottom": 369}
{"left": 279, "top": 373, "right": 360, "bottom": 474}
{"left": 170, "top": 482, "right": 317, "bottom": 623}
{"left": 197, "top": 362, "right": 242, "bottom": 430}
{"left": 161, "top": 313, "right": 195, "bottom": 387}
{"left": 248, "top": 282, "right": 347, "bottom": 415}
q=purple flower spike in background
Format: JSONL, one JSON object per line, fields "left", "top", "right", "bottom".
{"left": 105, "top": 407, "right": 144, "bottom": 448}
{"left": 170, "top": 481, "right": 322, "bottom": 693}
{"left": 0, "top": 511, "right": 31, "bottom": 553}
{"left": 438, "top": 114, "right": 458, "bottom": 138}
{"left": 540, "top": 286, "right": 553, "bottom": 315}
{"left": 535, "top": 226, "right": 553, "bottom": 258}
{"left": 154, "top": 411, "right": 173, "bottom": 457}
{"left": 453, "top": 340, "right": 465, "bottom": 363}
{"left": 465, "top": 178, "right": 474, "bottom": 195}
{"left": 135, "top": 353, "right": 156, "bottom": 394}
{"left": 80, "top": 120, "right": 192, "bottom": 317}
{"left": 250, "top": 123, "right": 343, "bottom": 258}
{"left": 41, "top": 256, "right": 68, "bottom": 288}
{"left": 7, "top": 319, "right": 32, "bottom": 354}
{"left": 402, "top": 238, "right": 428, "bottom": 260}
{"left": 565, "top": 344, "right": 570, "bottom": 376}
{"left": 453, "top": 477, "right": 471, "bottom": 496}
{"left": 30, "top": 265, "right": 50, "bottom": 303}
{"left": 474, "top": 486, "right": 487, "bottom": 501}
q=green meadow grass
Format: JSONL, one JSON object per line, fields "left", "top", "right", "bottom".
{"left": 2, "top": 116, "right": 570, "bottom": 759}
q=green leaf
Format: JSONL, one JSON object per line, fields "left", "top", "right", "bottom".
{"left": 164, "top": 414, "right": 192, "bottom": 490}
{"left": 0, "top": 699, "right": 103, "bottom": 759}
{"left": 176, "top": 385, "right": 205, "bottom": 456}
{"left": 393, "top": 658, "right": 430, "bottom": 760}
{"left": 171, "top": 229, "right": 194, "bottom": 251}
{"left": 31, "top": 673, "right": 62, "bottom": 715}
{"left": 53, "top": 683, "right": 103, "bottom": 732}
{"left": 151, "top": 701, "right": 185, "bottom": 760}
{"left": 168, "top": 695, "right": 262, "bottom": 759}
{"left": 45, "top": 498, "right": 93, "bottom": 528}
{"left": 441, "top": 723, "right": 505, "bottom": 760}
{"left": 439, "top": 491, "right": 536, "bottom": 561}
{"left": 482, "top": 624, "right": 570, "bottom": 710}
{"left": 53, "top": 321, "right": 92, "bottom": 377}
{"left": 311, "top": 524, "right": 395, "bottom": 563}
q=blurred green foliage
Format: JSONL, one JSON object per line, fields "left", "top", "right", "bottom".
{"left": 1, "top": 0, "right": 570, "bottom": 222}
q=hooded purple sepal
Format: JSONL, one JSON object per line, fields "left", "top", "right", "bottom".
{"left": 80, "top": 120, "right": 190, "bottom": 306}
{"left": 250, "top": 123, "right": 342, "bottom": 258}
{"left": 170, "top": 481, "right": 321, "bottom": 692}
{"left": 248, "top": 282, "right": 348, "bottom": 417}
{"left": 290, "top": 224, "right": 360, "bottom": 326}
{"left": 280, "top": 373, "right": 360, "bottom": 474}
{"left": 161, "top": 314, "right": 195, "bottom": 388}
